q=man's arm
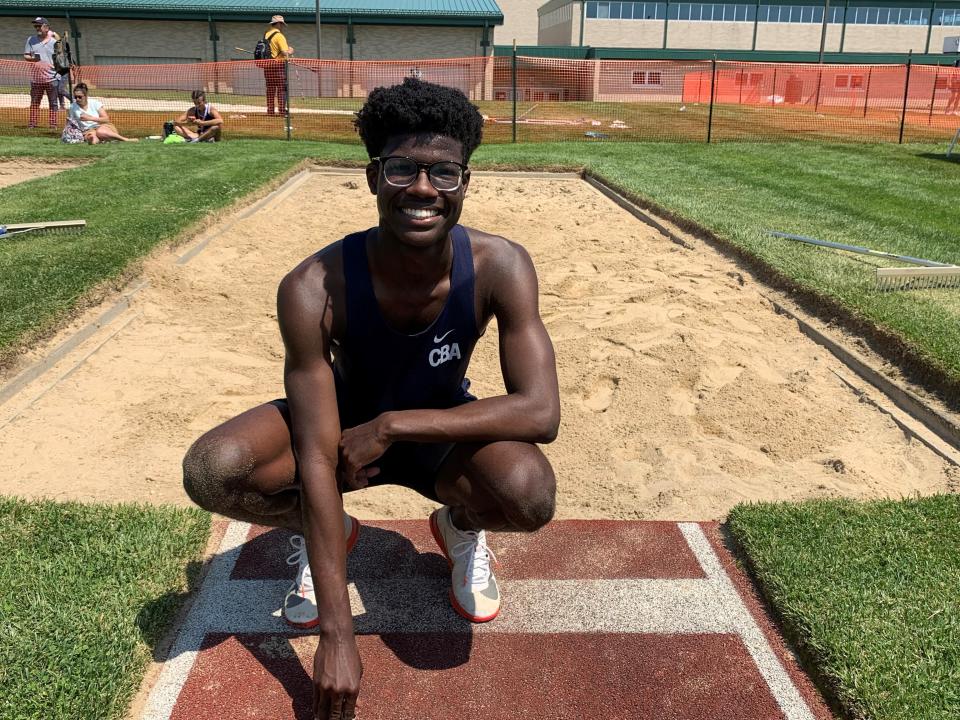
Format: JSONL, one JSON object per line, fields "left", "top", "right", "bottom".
{"left": 277, "top": 264, "right": 362, "bottom": 718}
{"left": 200, "top": 107, "right": 224, "bottom": 128}
{"left": 339, "top": 238, "right": 560, "bottom": 484}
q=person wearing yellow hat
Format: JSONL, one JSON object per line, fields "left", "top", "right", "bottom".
{"left": 264, "top": 15, "right": 294, "bottom": 116}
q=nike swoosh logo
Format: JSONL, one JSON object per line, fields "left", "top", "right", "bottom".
{"left": 433, "top": 329, "right": 454, "bottom": 344}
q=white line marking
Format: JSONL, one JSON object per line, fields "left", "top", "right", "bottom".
{"left": 141, "top": 522, "right": 250, "bottom": 720}
{"left": 679, "top": 523, "right": 816, "bottom": 720}
{"left": 141, "top": 521, "right": 818, "bottom": 719}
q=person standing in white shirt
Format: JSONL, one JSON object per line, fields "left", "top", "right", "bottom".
{"left": 23, "top": 17, "right": 59, "bottom": 128}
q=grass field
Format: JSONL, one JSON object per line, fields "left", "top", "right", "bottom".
{"left": 729, "top": 495, "right": 960, "bottom": 720}
{"left": 0, "top": 497, "right": 210, "bottom": 720}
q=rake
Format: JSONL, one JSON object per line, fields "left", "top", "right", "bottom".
{"left": 0, "top": 219, "right": 86, "bottom": 239}
{"left": 767, "top": 231, "right": 960, "bottom": 291}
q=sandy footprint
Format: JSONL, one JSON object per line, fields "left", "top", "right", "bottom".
{"left": 582, "top": 376, "right": 619, "bottom": 413}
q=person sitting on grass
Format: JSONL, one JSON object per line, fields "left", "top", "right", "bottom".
{"left": 182, "top": 77, "right": 560, "bottom": 720}
{"left": 171, "top": 90, "right": 223, "bottom": 143}
{"left": 67, "top": 83, "right": 137, "bottom": 144}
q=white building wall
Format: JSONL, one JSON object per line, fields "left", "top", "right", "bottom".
{"left": 665, "top": 19, "right": 753, "bottom": 48}
{"left": 755, "top": 23, "right": 843, "bottom": 52}
{"left": 496, "top": 0, "right": 543, "bottom": 44}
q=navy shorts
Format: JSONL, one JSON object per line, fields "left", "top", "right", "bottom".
{"left": 270, "top": 399, "right": 455, "bottom": 503}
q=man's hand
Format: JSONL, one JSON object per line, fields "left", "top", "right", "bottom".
{"left": 338, "top": 415, "right": 391, "bottom": 490}
{"left": 313, "top": 635, "right": 362, "bottom": 719}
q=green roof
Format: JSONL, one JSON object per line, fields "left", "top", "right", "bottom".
{"left": 1, "top": 0, "right": 503, "bottom": 22}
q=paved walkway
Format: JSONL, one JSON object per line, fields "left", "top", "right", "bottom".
{"left": 140, "top": 520, "right": 832, "bottom": 720}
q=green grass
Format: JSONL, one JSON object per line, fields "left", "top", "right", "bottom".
{"left": 2, "top": 137, "right": 958, "bottom": 394}
{"left": 729, "top": 496, "right": 960, "bottom": 720}
{"left": 0, "top": 497, "right": 211, "bottom": 720}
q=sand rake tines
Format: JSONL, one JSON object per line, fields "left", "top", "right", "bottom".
{"left": 0, "top": 220, "right": 87, "bottom": 239}
{"left": 876, "top": 266, "right": 960, "bottom": 291}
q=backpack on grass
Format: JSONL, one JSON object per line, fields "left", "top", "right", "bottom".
{"left": 253, "top": 30, "right": 279, "bottom": 60}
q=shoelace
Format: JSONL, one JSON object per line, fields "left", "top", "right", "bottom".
{"left": 286, "top": 534, "right": 313, "bottom": 593}
{"left": 450, "top": 530, "right": 498, "bottom": 591}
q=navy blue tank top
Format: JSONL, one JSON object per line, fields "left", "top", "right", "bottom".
{"left": 333, "top": 226, "right": 479, "bottom": 429}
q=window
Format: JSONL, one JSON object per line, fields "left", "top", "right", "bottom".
{"left": 586, "top": 2, "right": 598, "bottom": 17}
{"left": 632, "top": 71, "right": 663, "bottom": 86}
{"left": 610, "top": 2, "right": 622, "bottom": 18}
{"left": 597, "top": 2, "right": 610, "bottom": 18}
{"left": 935, "top": 8, "right": 960, "bottom": 25}
{"left": 834, "top": 74, "right": 865, "bottom": 90}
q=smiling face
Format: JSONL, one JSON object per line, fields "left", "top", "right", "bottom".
{"left": 366, "top": 133, "right": 470, "bottom": 250}
{"left": 34, "top": 23, "right": 47, "bottom": 38}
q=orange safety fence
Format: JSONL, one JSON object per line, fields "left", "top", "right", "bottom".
{"left": 1, "top": 56, "right": 958, "bottom": 144}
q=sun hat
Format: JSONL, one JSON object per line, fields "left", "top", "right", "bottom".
{"left": 270, "top": 15, "right": 286, "bottom": 24}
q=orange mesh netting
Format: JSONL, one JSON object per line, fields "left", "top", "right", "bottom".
{"left": 1, "top": 56, "right": 957, "bottom": 144}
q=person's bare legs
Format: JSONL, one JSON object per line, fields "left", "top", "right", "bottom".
{"left": 182, "top": 400, "right": 303, "bottom": 531}
{"left": 434, "top": 441, "right": 556, "bottom": 533}
{"left": 195, "top": 126, "right": 221, "bottom": 142}
{"left": 173, "top": 124, "right": 198, "bottom": 140}
{"left": 95, "top": 123, "right": 137, "bottom": 142}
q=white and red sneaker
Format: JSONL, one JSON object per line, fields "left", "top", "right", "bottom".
{"left": 430, "top": 506, "right": 500, "bottom": 623}
{"left": 282, "top": 512, "right": 360, "bottom": 628}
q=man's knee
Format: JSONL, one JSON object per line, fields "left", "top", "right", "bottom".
{"left": 181, "top": 436, "right": 249, "bottom": 511}
{"left": 500, "top": 452, "right": 556, "bottom": 532}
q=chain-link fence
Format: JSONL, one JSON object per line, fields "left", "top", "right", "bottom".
{"left": 2, "top": 55, "right": 958, "bottom": 144}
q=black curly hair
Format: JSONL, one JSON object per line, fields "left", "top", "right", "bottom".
{"left": 354, "top": 77, "right": 483, "bottom": 163}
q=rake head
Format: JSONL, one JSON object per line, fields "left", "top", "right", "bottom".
{"left": 876, "top": 266, "right": 960, "bottom": 291}
{"left": 0, "top": 220, "right": 86, "bottom": 239}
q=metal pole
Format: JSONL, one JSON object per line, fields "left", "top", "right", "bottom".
{"left": 818, "top": 0, "right": 830, "bottom": 63}
{"left": 663, "top": 0, "right": 670, "bottom": 49}
{"left": 899, "top": 50, "right": 912, "bottom": 144}
{"left": 771, "top": 66, "right": 777, "bottom": 107}
{"left": 862, "top": 66, "right": 872, "bottom": 118}
{"left": 814, "top": 68, "right": 823, "bottom": 111}
{"left": 707, "top": 57, "right": 717, "bottom": 143}
{"left": 838, "top": 0, "right": 848, "bottom": 52}
{"left": 285, "top": 60, "right": 291, "bottom": 140}
{"left": 928, "top": 65, "right": 939, "bottom": 125}
{"left": 316, "top": 0, "right": 322, "bottom": 59}
{"left": 512, "top": 40, "right": 518, "bottom": 144}
{"left": 924, "top": 1, "right": 935, "bottom": 55}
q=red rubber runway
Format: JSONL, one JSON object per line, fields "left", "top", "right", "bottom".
{"left": 140, "top": 520, "right": 832, "bottom": 720}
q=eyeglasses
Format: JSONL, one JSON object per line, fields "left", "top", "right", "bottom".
{"left": 373, "top": 156, "right": 467, "bottom": 192}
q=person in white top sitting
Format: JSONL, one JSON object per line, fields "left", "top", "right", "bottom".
{"left": 67, "top": 83, "right": 136, "bottom": 144}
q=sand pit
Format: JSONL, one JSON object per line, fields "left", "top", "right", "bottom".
{"left": 0, "top": 159, "right": 83, "bottom": 190}
{"left": 0, "top": 170, "right": 955, "bottom": 519}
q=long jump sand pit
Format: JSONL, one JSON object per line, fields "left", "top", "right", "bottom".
{"left": 0, "top": 159, "right": 85, "bottom": 190}
{"left": 0, "top": 169, "right": 955, "bottom": 519}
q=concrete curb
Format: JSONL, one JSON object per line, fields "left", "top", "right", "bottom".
{"left": 0, "top": 280, "right": 148, "bottom": 408}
